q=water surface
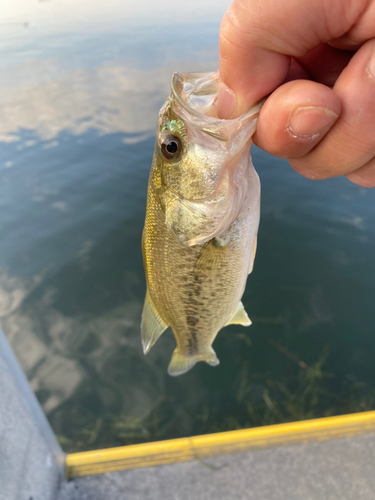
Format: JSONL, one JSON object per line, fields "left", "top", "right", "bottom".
{"left": 1, "top": 0, "right": 375, "bottom": 452}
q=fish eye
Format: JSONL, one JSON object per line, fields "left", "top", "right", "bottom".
{"left": 161, "top": 135, "right": 182, "bottom": 160}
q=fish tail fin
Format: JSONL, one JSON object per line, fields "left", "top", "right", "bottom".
{"left": 168, "top": 346, "right": 220, "bottom": 377}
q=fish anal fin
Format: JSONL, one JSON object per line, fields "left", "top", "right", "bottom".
{"left": 225, "top": 301, "right": 252, "bottom": 327}
{"left": 141, "top": 290, "right": 168, "bottom": 354}
{"left": 248, "top": 235, "right": 257, "bottom": 274}
{"left": 168, "top": 346, "right": 220, "bottom": 377}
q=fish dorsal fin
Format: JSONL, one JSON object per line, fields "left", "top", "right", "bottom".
{"left": 168, "top": 346, "right": 220, "bottom": 377}
{"left": 141, "top": 290, "right": 168, "bottom": 354}
{"left": 225, "top": 301, "right": 252, "bottom": 327}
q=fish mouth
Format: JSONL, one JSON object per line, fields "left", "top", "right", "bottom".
{"left": 171, "top": 71, "right": 264, "bottom": 141}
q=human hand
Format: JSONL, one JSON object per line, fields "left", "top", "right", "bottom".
{"left": 218, "top": 0, "right": 375, "bottom": 187}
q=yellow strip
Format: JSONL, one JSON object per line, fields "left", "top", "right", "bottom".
{"left": 66, "top": 410, "right": 375, "bottom": 478}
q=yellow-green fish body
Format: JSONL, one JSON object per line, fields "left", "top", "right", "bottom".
{"left": 142, "top": 72, "right": 261, "bottom": 376}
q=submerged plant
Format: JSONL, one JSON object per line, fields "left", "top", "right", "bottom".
{"left": 54, "top": 342, "right": 375, "bottom": 453}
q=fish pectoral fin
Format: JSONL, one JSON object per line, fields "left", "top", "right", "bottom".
{"left": 168, "top": 347, "right": 220, "bottom": 377}
{"left": 194, "top": 238, "right": 226, "bottom": 274}
{"left": 225, "top": 301, "right": 252, "bottom": 327}
{"left": 248, "top": 235, "right": 257, "bottom": 274}
{"left": 141, "top": 290, "right": 168, "bottom": 354}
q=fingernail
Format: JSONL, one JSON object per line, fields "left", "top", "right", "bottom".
{"left": 367, "top": 48, "right": 375, "bottom": 79}
{"left": 217, "top": 84, "right": 236, "bottom": 119}
{"left": 288, "top": 106, "right": 338, "bottom": 138}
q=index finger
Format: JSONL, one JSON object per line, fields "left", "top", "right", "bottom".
{"left": 219, "top": 0, "right": 369, "bottom": 114}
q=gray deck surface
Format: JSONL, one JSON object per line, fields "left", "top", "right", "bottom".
{"left": 58, "top": 432, "right": 375, "bottom": 500}
{"left": 0, "top": 328, "right": 64, "bottom": 500}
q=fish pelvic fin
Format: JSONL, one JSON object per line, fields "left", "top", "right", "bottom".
{"left": 141, "top": 290, "right": 168, "bottom": 354}
{"left": 225, "top": 301, "right": 252, "bottom": 327}
{"left": 168, "top": 346, "right": 220, "bottom": 377}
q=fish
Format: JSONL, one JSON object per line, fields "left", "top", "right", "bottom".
{"left": 141, "top": 71, "right": 262, "bottom": 376}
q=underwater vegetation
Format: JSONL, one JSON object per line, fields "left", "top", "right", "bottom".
{"left": 53, "top": 340, "right": 375, "bottom": 453}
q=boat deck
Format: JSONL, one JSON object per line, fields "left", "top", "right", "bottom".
{"left": 58, "top": 431, "right": 375, "bottom": 500}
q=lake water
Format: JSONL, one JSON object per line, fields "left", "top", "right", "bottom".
{"left": 1, "top": 0, "right": 375, "bottom": 453}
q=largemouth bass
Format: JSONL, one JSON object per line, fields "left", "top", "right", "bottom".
{"left": 141, "top": 71, "right": 262, "bottom": 376}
